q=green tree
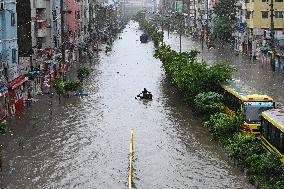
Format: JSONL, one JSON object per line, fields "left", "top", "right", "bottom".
{"left": 194, "top": 92, "right": 224, "bottom": 116}
{"left": 212, "top": 0, "right": 237, "bottom": 44}
{"left": 77, "top": 67, "right": 91, "bottom": 81}
{"left": 0, "top": 122, "right": 7, "bottom": 134}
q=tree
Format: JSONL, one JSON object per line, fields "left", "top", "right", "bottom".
{"left": 212, "top": 0, "right": 237, "bottom": 44}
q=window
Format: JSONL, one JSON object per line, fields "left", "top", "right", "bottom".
{"left": 261, "top": 11, "right": 269, "bottom": 19}
{"left": 262, "top": 0, "right": 268, "bottom": 2}
{"left": 246, "top": 11, "right": 252, "bottom": 19}
{"left": 223, "top": 92, "right": 242, "bottom": 112}
{"left": 11, "top": 13, "right": 15, "bottom": 26}
{"left": 275, "top": 0, "right": 283, "bottom": 2}
{"left": 261, "top": 119, "right": 269, "bottom": 138}
{"left": 12, "top": 49, "right": 17, "bottom": 63}
{"left": 275, "top": 11, "right": 284, "bottom": 19}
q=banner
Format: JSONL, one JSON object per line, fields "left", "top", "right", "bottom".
{"left": 175, "top": 1, "right": 183, "bottom": 13}
{"left": 18, "top": 57, "right": 30, "bottom": 74}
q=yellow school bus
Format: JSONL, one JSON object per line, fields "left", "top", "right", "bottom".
{"left": 215, "top": 81, "right": 274, "bottom": 135}
{"left": 261, "top": 109, "right": 284, "bottom": 162}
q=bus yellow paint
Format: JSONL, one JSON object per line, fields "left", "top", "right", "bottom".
{"left": 260, "top": 136, "right": 284, "bottom": 163}
{"left": 218, "top": 81, "right": 274, "bottom": 135}
{"left": 262, "top": 111, "right": 284, "bottom": 133}
{"left": 129, "top": 129, "right": 134, "bottom": 189}
{"left": 260, "top": 109, "right": 284, "bottom": 163}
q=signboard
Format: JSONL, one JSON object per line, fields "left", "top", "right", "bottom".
{"left": 175, "top": 1, "right": 183, "bottom": 13}
{"left": 239, "top": 23, "right": 245, "bottom": 33}
{"left": 18, "top": 57, "right": 30, "bottom": 74}
{"left": 244, "top": 102, "right": 274, "bottom": 107}
{"left": 7, "top": 65, "right": 19, "bottom": 82}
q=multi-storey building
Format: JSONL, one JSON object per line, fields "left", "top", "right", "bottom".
{"left": 31, "top": 0, "right": 53, "bottom": 53}
{"left": 52, "top": 0, "right": 61, "bottom": 50}
{"left": 234, "top": 0, "right": 247, "bottom": 53}
{"left": 0, "top": 0, "right": 26, "bottom": 117}
{"left": 245, "top": 0, "right": 284, "bottom": 60}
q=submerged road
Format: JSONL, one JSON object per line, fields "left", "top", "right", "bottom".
{"left": 0, "top": 21, "right": 252, "bottom": 189}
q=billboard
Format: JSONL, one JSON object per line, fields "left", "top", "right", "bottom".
{"left": 175, "top": 1, "right": 183, "bottom": 13}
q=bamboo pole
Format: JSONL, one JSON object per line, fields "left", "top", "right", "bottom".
{"left": 129, "top": 129, "right": 134, "bottom": 189}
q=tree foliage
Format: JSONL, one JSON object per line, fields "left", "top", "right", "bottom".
{"left": 0, "top": 122, "right": 7, "bottom": 134}
{"left": 154, "top": 45, "right": 233, "bottom": 102}
{"left": 212, "top": 0, "right": 237, "bottom": 43}
{"left": 194, "top": 92, "right": 224, "bottom": 116}
{"left": 77, "top": 67, "right": 91, "bottom": 81}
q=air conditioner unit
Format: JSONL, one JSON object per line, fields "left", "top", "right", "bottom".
{"left": 0, "top": 2, "right": 5, "bottom": 11}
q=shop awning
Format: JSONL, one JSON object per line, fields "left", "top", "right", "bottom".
{"left": 6, "top": 75, "right": 26, "bottom": 90}
{"left": 0, "top": 85, "right": 8, "bottom": 97}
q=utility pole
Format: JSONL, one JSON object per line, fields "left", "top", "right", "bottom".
{"left": 269, "top": 0, "right": 275, "bottom": 71}
{"left": 205, "top": 0, "right": 209, "bottom": 47}
{"left": 161, "top": 0, "right": 164, "bottom": 44}
{"left": 60, "top": 0, "right": 66, "bottom": 77}
{"left": 179, "top": 13, "right": 182, "bottom": 53}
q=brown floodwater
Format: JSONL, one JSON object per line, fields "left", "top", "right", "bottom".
{"left": 0, "top": 21, "right": 252, "bottom": 189}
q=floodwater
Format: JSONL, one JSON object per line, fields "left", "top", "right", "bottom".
{"left": 164, "top": 33, "right": 284, "bottom": 106}
{"left": 0, "top": 21, "right": 252, "bottom": 189}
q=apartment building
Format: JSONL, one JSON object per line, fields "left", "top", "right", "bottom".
{"left": 0, "top": 0, "right": 26, "bottom": 117}
{"left": 245, "top": 0, "right": 284, "bottom": 59}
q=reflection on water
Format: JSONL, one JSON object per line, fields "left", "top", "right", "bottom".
{"left": 0, "top": 21, "right": 252, "bottom": 189}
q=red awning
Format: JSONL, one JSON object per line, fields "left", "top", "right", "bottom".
{"left": 6, "top": 75, "right": 26, "bottom": 90}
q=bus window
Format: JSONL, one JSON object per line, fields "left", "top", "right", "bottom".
{"left": 244, "top": 102, "right": 274, "bottom": 123}
{"left": 261, "top": 119, "right": 269, "bottom": 138}
{"left": 279, "top": 132, "right": 284, "bottom": 154}
{"left": 274, "top": 127, "right": 281, "bottom": 151}
{"left": 270, "top": 125, "right": 276, "bottom": 144}
{"left": 224, "top": 91, "right": 242, "bottom": 112}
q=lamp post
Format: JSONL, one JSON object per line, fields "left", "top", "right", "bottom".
{"left": 60, "top": 0, "right": 65, "bottom": 78}
{"left": 269, "top": 0, "right": 275, "bottom": 71}
{"left": 201, "top": 24, "right": 204, "bottom": 62}
{"left": 161, "top": 0, "right": 164, "bottom": 43}
{"left": 235, "top": 2, "right": 242, "bottom": 54}
{"left": 177, "top": 13, "right": 183, "bottom": 53}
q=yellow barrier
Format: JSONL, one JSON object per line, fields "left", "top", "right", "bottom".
{"left": 129, "top": 129, "right": 134, "bottom": 189}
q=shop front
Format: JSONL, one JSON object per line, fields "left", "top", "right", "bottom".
{"left": 0, "top": 85, "right": 8, "bottom": 121}
{"left": 6, "top": 75, "right": 26, "bottom": 116}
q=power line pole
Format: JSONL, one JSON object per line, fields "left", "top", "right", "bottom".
{"left": 205, "top": 0, "right": 209, "bottom": 47}
{"left": 161, "top": 0, "right": 164, "bottom": 44}
{"left": 60, "top": 0, "right": 66, "bottom": 76}
{"left": 269, "top": 0, "right": 275, "bottom": 71}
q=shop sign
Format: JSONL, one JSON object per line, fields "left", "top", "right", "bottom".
{"left": 18, "top": 57, "right": 30, "bottom": 74}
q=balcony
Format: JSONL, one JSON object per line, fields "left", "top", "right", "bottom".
{"left": 36, "top": 0, "right": 46, "bottom": 9}
{"left": 37, "top": 28, "right": 48, "bottom": 37}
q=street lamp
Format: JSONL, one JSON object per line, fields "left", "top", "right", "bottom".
{"left": 174, "top": 12, "right": 184, "bottom": 53}
{"left": 268, "top": 0, "right": 276, "bottom": 71}
{"left": 235, "top": 2, "right": 242, "bottom": 54}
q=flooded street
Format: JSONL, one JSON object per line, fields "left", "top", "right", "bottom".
{"left": 0, "top": 22, "right": 252, "bottom": 189}
{"left": 164, "top": 34, "right": 284, "bottom": 106}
